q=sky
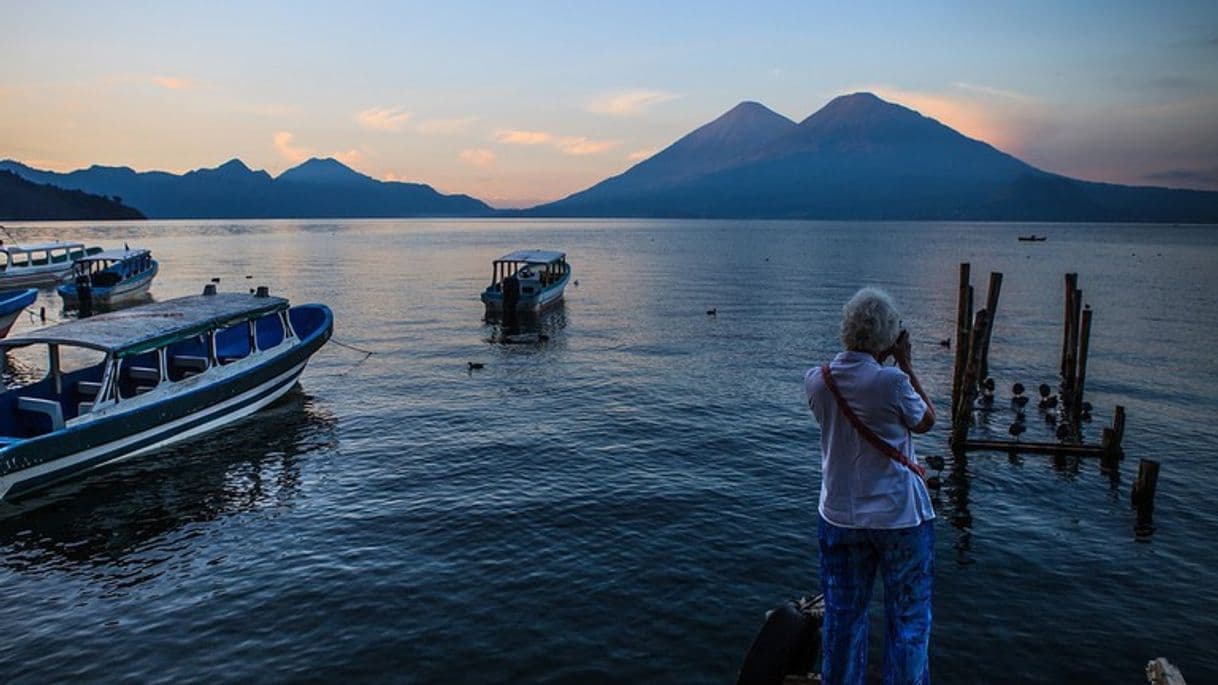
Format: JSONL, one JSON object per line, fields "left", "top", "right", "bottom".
{"left": 2, "top": 1, "right": 1216, "bottom": 207}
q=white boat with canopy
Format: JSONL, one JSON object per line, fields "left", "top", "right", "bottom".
{"left": 0, "top": 241, "right": 105, "bottom": 287}
{"left": 480, "top": 249, "right": 571, "bottom": 314}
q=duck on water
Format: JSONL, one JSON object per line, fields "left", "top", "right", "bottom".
{"left": 0, "top": 287, "right": 332, "bottom": 501}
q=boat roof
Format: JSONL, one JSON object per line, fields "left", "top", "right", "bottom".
{"left": 77, "top": 248, "right": 151, "bottom": 262}
{"left": 0, "top": 292, "right": 288, "bottom": 357}
{"left": 495, "top": 249, "right": 566, "bottom": 264}
{"left": 0, "top": 241, "right": 88, "bottom": 253}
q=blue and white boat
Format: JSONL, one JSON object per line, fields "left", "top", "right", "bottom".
{"left": 0, "top": 288, "right": 37, "bottom": 338}
{"left": 57, "top": 247, "right": 158, "bottom": 309}
{"left": 480, "top": 249, "right": 571, "bottom": 314}
{"left": 0, "top": 241, "right": 105, "bottom": 288}
{"left": 0, "top": 288, "right": 332, "bottom": 501}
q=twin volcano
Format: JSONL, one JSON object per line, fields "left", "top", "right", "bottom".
{"left": 531, "top": 92, "right": 1218, "bottom": 222}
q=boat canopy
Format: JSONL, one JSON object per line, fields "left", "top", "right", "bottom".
{"left": 75, "top": 248, "right": 150, "bottom": 263}
{"left": 0, "top": 293, "right": 288, "bottom": 357}
{"left": 495, "top": 250, "right": 566, "bottom": 265}
{"left": 0, "top": 241, "right": 88, "bottom": 254}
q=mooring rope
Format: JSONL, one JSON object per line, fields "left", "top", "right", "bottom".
{"left": 328, "top": 338, "right": 376, "bottom": 376}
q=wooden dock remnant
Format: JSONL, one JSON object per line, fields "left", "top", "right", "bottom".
{"left": 948, "top": 266, "right": 1126, "bottom": 460}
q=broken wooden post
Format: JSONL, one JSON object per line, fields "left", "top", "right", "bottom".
{"left": 951, "top": 263, "right": 971, "bottom": 421}
{"left": 1074, "top": 306, "right": 1093, "bottom": 419}
{"left": 1131, "top": 457, "right": 1160, "bottom": 532}
{"left": 952, "top": 308, "right": 989, "bottom": 447}
{"left": 977, "top": 272, "right": 1003, "bottom": 383}
{"left": 1060, "top": 273, "right": 1079, "bottom": 400}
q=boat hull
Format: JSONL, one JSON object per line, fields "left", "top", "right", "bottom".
{"left": 481, "top": 271, "right": 570, "bottom": 313}
{"left": 0, "top": 304, "right": 332, "bottom": 501}
{"left": 58, "top": 262, "right": 158, "bottom": 307}
{"left": 0, "top": 289, "right": 37, "bottom": 338}
{"left": 0, "top": 265, "right": 75, "bottom": 288}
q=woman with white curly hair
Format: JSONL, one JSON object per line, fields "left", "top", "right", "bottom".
{"left": 804, "top": 287, "right": 936, "bottom": 685}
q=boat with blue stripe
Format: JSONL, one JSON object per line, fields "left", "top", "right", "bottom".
{"left": 0, "top": 287, "right": 332, "bottom": 501}
{"left": 480, "top": 249, "right": 571, "bottom": 314}
{"left": 0, "top": 288, "right": 37, "bottom": 338}
{"left": 57, "top": 247, "right": 158, "bottom": 309}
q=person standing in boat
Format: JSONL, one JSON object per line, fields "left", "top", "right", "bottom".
{"left": 804, "top": 287, "right": 936, "bottom": 685}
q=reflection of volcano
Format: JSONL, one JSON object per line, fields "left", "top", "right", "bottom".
{"left": 0, "top": 388, "right": 336, "bottom": 570}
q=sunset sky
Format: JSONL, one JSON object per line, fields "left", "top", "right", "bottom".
{"left": 3, "top": 1, "right": 1216, "bottom": 207}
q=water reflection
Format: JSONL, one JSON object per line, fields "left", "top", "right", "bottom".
{"left": 484, "top": 301, "right": 569, "bottom": 344}
{"left": 0, "top": 389, "right": 337, "bottom": 573}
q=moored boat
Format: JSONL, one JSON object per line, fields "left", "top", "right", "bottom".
{"left": 57, "top": 247, "right": 158, "bottom": 309}
{"left": 0, "top": 288, "right": 332, "bottom": 501}
{"left": 480, "top": 249, "right": 571, "bottom": 314}
{"left": 0, "top": 241, "right": 105, "bottom": 287}
{"left": 1017, "top": 234, "right": 1047, "bottom": 241}
{"left": 0, "top": 288, "right": 37, "bottom": 338}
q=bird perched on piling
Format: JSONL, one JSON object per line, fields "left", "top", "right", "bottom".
{"left": 1009, "top": 422, "right": 1027, "bottom": 438}
{"left": 1056, "top": 424, "right": 1071, "bottom": 440}
{"left": 983, "top": 378, "right": 996, "bottom": 392}
{"left": 1038, "top": 383, "right": 1051, "bottom": 398}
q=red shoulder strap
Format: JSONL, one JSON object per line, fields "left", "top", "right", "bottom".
{"left": 818, "top": 364, "right": 926, "bottom": 478}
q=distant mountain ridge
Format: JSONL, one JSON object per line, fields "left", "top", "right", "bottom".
{"left": 0, "top": 170, "right": 145, "bottom": 221}
{"left": 531, "top": 92, "right": 1218, "bottom": 222}
{"left": 0, "top": 157, "right": 492, "bottom": 219}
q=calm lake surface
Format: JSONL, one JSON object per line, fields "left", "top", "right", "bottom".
{"left": 1, "top": 219, "right": 1216, "bottom": 684}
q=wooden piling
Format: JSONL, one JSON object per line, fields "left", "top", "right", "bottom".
{"left": 1060, "top": 273, "right": 1078, "bottom": 393}
{"left": 977, "top": 272, "right": 1003, "bottom": 383}
{"left": 1131, "top": 457, "right": 1160, "bottom": 529}
{"left": 1102, "top": 405, "right": 1127, "bottom": 457}
{"left": 952, "top": 308, "right": 989, "bottom": 447}
{"left": 1074, "top": 306, "right": 1093, "bottom": 418}
{"left": 951, "top": 263, "right": 971, "bottom": 421}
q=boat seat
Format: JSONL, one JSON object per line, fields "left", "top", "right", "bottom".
{"left": 128, "top": 366, "right": 160, "bottom": 383}
{"left": 77, "top": 381, "right": 103, "bottom": 398}
{"left": 172, "top": 355, "right": 209, "bottom": 373}
{"left": 78, "top": 402, "right": 94, "bottom": 416}
{"left": 134, "top": 385, "right": 155, "bottom": 395}
{"left": 17, "top": 397, "right": 64, "bottom": 433}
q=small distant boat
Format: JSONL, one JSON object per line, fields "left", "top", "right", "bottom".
{"left": 480, "top": 249, "right": 571, "bottom": 313}
{"left": 57, "top": 247, "right": 158, "bottom": 309}
{"left": 0, "top": 289, "right": 37, "bottom": 338}
{"left": 1017, "top": 235, "right": 1047, "bottom": 242}
{"left": 0, "top": 288, "right": 333, "bottom": 501}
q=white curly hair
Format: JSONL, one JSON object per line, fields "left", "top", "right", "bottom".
{"left": 840, "top": 287, "right": 902, "bottom": 354}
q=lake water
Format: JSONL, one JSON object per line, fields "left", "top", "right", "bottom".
{"left": 1, "top": 219, "right": 1216, "bottom": 684}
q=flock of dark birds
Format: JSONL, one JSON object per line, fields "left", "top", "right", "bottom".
{"left": 980, "top": 379, "right": 1092, "bottom": 440}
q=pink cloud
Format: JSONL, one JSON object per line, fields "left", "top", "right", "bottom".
{"left": 151, "top": 76, "right": 197, "bottom": 91}
{"left": 459, "top": 148, "right": 496, "bottom": 168}
{"left": 356, "top": 106, "right": 411, "bottom": 132}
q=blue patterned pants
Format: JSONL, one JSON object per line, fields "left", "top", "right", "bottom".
{"left": 818, "top": 516, "right": 934, "bottom": 685}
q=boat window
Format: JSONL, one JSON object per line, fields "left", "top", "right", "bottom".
{"left": 214, "top": 321, "right": 253, "bottom": 364}
{"left": 10, "top": 252, "right": 28, "bottom": 268}
{"left": 255, "top": 313, "right": 285, "bottom": 350}
{"left": 166, "top": 334, "right": 211, "bottom": 381}
{"left": 30, "top": 251, "right": 49, "bottom": 266}
{"left": 117, "top": 350, "right": 162, "bottom": 398}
